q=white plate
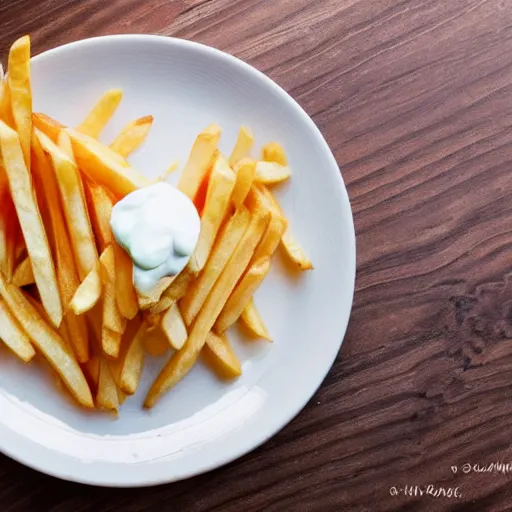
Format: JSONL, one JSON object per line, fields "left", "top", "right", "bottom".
{"left": 0, "top": 35, "right": 355, "bottom": 486}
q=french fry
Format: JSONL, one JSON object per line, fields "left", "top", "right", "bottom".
{"left": 0, "top": 121, "right": 62, "bottom": 327}
{"left": 118, "top": 318, "right": 146, "bottom": 394}
{"left": 0, "top": 76, "right": 14, "bottom": 128}
{"left": 161, "top": 303, "right": 187, "bottom": 350}
{"left": 143, "top": 327, "right": 170, "bottom": 356}
{"left": 67, "top": 128, "right": 149, "bottom": 197}
{"left": 83, "top": 354, "right": 100, "bottom": 391}
{"left": 96, "top": 357, "right": 119, "bottom": 411}
{"left": 202, "top": 332, "right": 242, "bottom": 380}
{"left": 0, "top": 273, "right": 93, "bottom": 407}
{"left": 281, "top": 230, "right": 314, "bottom": 270}
{"left": 37, "top": 130, "right": 99, "bottom": 281}
{"left": 77, "top": 88, "right": 123, "bottom": 139}
{"left": 99, "top": 247, "right": 126, "bottom": 357}
{"left": 110, "top": 115, "right": 153, "bottom": 157}
{"left": 137, "top": 276, "right": 174, "bottom": 311}
{"left": 180, "top": 207, "right": 250, "bottom": 326}
{"left": 229, "top": 126, "right": 254, "bottom": 167}
{"left": 12, "top": 256, "right": 34, "bottom": 287}
{"left": 262, "top": 141, "right": 288, "bottom": 166}
{"left": 69, "top": 262, "right": 102, "bottom": 315}
{"left": 0, "top": 195, "right": 17, "bottom": 280}
{"left": 8, "top": 35, "right": 32, "bottom": 167}
{"left": 161, "top": 268, "right": 194, "bottom": 302}
{"left": 0, "top": 298, "right": 35, "bottom": 362}
{"left": 151, "top": 159, "right": 179, "bottom": 184}
{"left": 254, "top": 161, "right": 291, "bottom": 185}
{"left": 32, "top": 113, "right": 64, "bottom": 143}
{"left": 240, "top": 299, "right": 271, "bottom": 341}
{"left": 145, "top": 208, "right": 270, "bottom": 407}
{"left": 113, "top": 241, "right": 138, "bottom": 320}
{"left": 83, "top": 181, "right": 113, "bottom": 251}
{"left": 178, "top": 124, "right": 221, "bottom": 200}
{"left": 64, "top": 309, "right": 89, "bottom": 363}
{"left": 188, "top": 152, "right": 236, "bottom": 273}
{"left": 215, "top": 257, "right": 270, "bottom": 333}
{"left": 231, "top": 158, "right": 256, "bottom": 207}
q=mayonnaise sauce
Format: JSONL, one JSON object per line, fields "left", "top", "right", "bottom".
{"left": 110, "top": 182, "right": 200, "bottom": 293}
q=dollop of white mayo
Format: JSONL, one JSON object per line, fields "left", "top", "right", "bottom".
{"left": 110, "top": 182, "right": 200, "bottom": 293}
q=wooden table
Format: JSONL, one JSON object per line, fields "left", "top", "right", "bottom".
{"left": 1, "top": 0, "right": 511, "bottom": 510}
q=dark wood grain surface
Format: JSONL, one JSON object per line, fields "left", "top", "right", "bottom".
{"left": 1, "top": 0, "right": 512, "bottom": 510}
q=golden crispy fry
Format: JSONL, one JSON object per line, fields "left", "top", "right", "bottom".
{"left": 240, "top": 299, "right": 271, "bottom": 341}
{"left": 12, "top": 256, "right": 34, "bottom": 287}
{"left": 96, "top": 357, "right": 119, "bottom": 411}
{"left": 145, "top": 208, "right": 270, "bottom": 407}
{"left": 77, "top": 89, "right": 123, "bottom": 139}
{"left": 180, "top": 207, "right": 250, "bottom": 326}
{"left": 254, "top": 161, "right": 291, "bottom": 185}
{"left": 67, "top": 128, "right": 149, "bottom": 198}
{"left": 113, "top": 241, "right": 138, "bottom": 320}
{"left": 0, "top": 273, "right": 93, "bottom": 407}
{"left": 118, "top": 318, "right": 146, "bottom": 394}
{"left": 99, "top": 247, "right": 126, "bottom": 356}
{"left": 69, "top": 262, "right": 102, "bottom": 315}
{"left": 215, "top": 257, "right": 270, "bottom": 333}
{"left": 203, "top": 332, "right": 242, "bottom": 380}
{"left": 161, "top": 303, "right": 187, "bottom": 350}
{"left": 149, "top": 296, "right": 174, "bottom": 315}
{"left": 151, "top": 159, "right": 179, "bottom": 184}
{"left": 0, "top": 298, "right": 35, "bottom": 362}
{"left": 231, "top": 158, "right": 256, "bottom": 208}
{"left": 83, "top": 181, "right": 113, "bottom": 251}
{"left": 8, "top": 35, "right": 32, "bottom": 167}
{"left": 0, "top": 121, "right": 62, "bottom": 327}
{"left": 189, "top": 152, "right": 236, "bottom": 273}
{"left": 178, "top": 124, "right": 221, "bottom": 199}
{"left": 37, "top": 130, "right": 99, "bottom": 280}
{"left": 143, "top": 326, "right": 170, "bottom": 356}
{"left": 229, "top": 126, "right": 254, "bottom": 167}
{"left": 83, "top": 354, "right": 100, "bottom": 391}
{"left": 137, "top": 276, "right": 174, "bottom": 311}
{"left": 262, "top": 141, "right": 288, "bottom": 166}
{"left": 31, "top": 134, "right": 78, "bottom": 301}
{"left": 0, "top": 195, "right": 17, "bottom": 280}
{"left": 64, "top": 309, "right": 89, "bottom": 363}
{"left": 110, "top": 115, "right": 153, "bottom": 157}
{"left": 161, "top": 268, "right": 194, "bottom": 302}
{"left": 260, "top": 185, "right": 313, "bottom": 270}
{"left": 0, "top": 76, "right": 14, "bottom": 128}
{"left": 32, "top": 113, "right": 64, "bottom": 143}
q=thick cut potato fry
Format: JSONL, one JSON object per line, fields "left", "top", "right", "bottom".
{"left": 254, "top": 161, "right": 291, "bottom": 185}
{"left": 145, "top": 208, "right": 270, "bottom": 407}
{"left": 83, "top": 355, "right": 100, "bottom": 391}
{"left": 162, "top": 268, "right": 194, "bottom": 302}
{"left": 70, "top": 262, "right": 102, "bottom": 315}
{"left": 100, "top": 247, "right": 126, "bottom": 356}
{"left": 84, "top": 181, "right": 113, "bottom": 251}
{"left": 161, "top": 303, "right": 187, "bottom": 350}
{"left": 8, "top": 35, "right": 32, "bottom": 167}
{"left": 12, "top": 256, "right": 34, "bottom": 287}
{"left": 118, "top": 318, "right": 146, "bottom": 394}
{"left": 281, "top": 230, "right": 313, "bottom": 270}
{"left": 96, "top": 357, "right": 119, "bottom": 411}
{"left": 32, "top": 134, "right": 79, "bottom": 303}
{"left": 0, "top": 77, "right": 14, "bottom": 128}
{"left": 143, "top": 327, "right": 170, "bottom": 356}
{"left": 181, "top": 207, "right": 250, "bottom": 326}
{"left": 240, "top": 299, "right": 271, "bottom": 341}
{"left": 109, "top": 115, "right": 153, "bottom": 157}
{"left": 0, "top": 195, "right": 17, "bottom": 280}
{"left": 229, "top": 126, "right": 254, "bottom": 167}
{"left": 262, "top": 141, "right": 288, "bottom": 166}
{"left": 32, "top": 113, "right": 64, "bottom": 143}
{"left": 0, "top": 121, "right": 62, "bottom": 327}
{"left": 149, "top": 296, "right": 174, "bottom": 315}
{"left": 189, "top": 153, "right": 236, "bottom": 273}
{"left": 67, "top": 128, "right": 149, "bottom": 198}
{"left": 203, "top": 332, "right": 242, "bottom": 380}
{"left": 64, "top": 309, "right": 89, "bottom": 363}
{"left": 178, "top": 124, "right": 221, "bottom": 199}
{"left": 0, "top": 299, "right": 35, "bottom": 362}
{"left": 215, "top": 257, "right": 270, "bottom": 333}
{"left": 0, "top": 273, "right": 93, "bottom": 407}
{"left": 231, "top": 158, "right": 256, "bottom": 207}
{"left": 113, "top": 241, "right": 138, "bottom": 320}
{"left": 77, "top": 89, "right": 123, "bottom": 139}
{"left": 37, "top": 130, "right": 98, "bottom": 280}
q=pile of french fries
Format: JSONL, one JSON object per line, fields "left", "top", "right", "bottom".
{"left": 0, "top": 35, "right": 313, "bottom": 412}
